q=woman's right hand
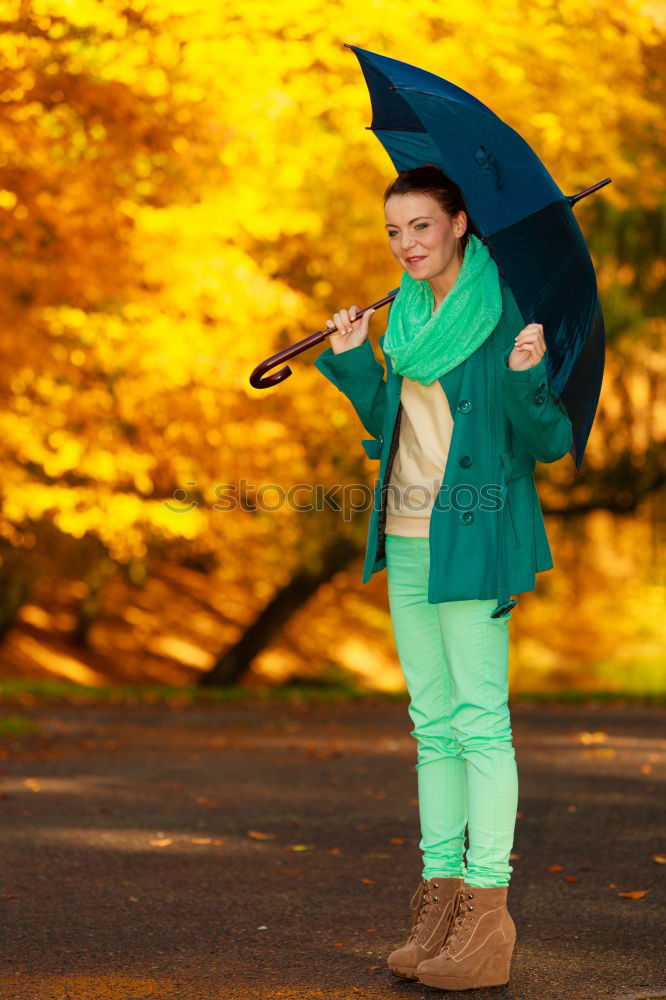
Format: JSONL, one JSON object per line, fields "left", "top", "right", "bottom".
{"left": 324, "top": 304, "right": 376, "bottom": 355}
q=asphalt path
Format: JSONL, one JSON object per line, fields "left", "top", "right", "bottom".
{"left": 1, "top": 697, "right": 664, "bottom": 1000}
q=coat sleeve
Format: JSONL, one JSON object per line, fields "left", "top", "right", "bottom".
{"left": 313, "top": 338, "right": 387, "bottom": 442}
{"left": 499, "top": 345, "right": 574, "bottom": 463}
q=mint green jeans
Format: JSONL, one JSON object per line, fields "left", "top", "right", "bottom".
{"left": 385, "top": 533, "right": 519, "bottom": 888}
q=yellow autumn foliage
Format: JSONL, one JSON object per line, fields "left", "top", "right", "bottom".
{"left": 0, "top": 0, "right": 662, "bottom": 690}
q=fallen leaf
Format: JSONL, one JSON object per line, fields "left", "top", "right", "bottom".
{"left": 361, "top": 878, "right": 376, "bottom": 884}
{"left": 205, "top": 737, "right": 232, "bottom": 749}
{"left": 333, "top": 941, "right": 347, "bottom": 946}
{"left": 389, "top": 837, "right": 405, "bottom": 845}
{"left": 549, "top": 865, "right": 563, "bottom": 873}
{"left": 284, "top": 844, "right": 311, "bottom": 852}
{"left": 24, "top": 778, "right": 40, "bottom": 792}
{"left": 618, "top": 890, "right": 648, "bottom": 899}
{"left": 326, "top": 847, "right": 341, "bottom": 856}
{"left": 577, "top": 731, "right": 607, "bottom": 744}
{"left": 509, "top": 853, "right": 521, "bottom": 861}
{"left": 565, "top": 875, "right": 578, "bottom": 882}
{"left": 651, "top": 854, "right": 666, "bottom": 865}
{"left": 608, "top": 883, "right": 617, "bottom": 888}
{"left": 149, "top": 838, "right": 173, "bottom": 847}
{"left": 364, "top": 928, "right": 377, "bottom": 932}
{"left": 640, "top": 765, "right": 652, "bottom": 775}
{"left": 247, "top": 830, "right": 275, "bottom": 840}
{"left": 582, "top": 747, "right": 616, "bottom": 759}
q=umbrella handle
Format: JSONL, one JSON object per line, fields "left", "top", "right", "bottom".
{"left": 249, "top": 289, "right": 399, "bottom": 389}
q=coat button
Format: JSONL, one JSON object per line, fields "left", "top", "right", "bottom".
{"left": 534, "top": 394, "right": 545, "bottom": 405}
{"left": 457, "top": 399, "right": 472, "bottom": 413}
{"left": 459, "top": 455, "right": 472, "bottom": 468}
{"left": 536, "top": 382, "right": 546, "bottom": 393}
{"left": 460, "top": 510, "right": 474, "bottom": 524}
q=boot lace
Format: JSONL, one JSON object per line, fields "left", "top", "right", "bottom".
{"left": 439, "top": 888, "right": 475, "bottom": 955}
{"left": 409, "top": 880, "right": 443, "bottom": 942}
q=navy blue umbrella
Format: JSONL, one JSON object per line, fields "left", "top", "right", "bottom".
{"left": 345, "top": 43, "right": 609, "bottom": 473}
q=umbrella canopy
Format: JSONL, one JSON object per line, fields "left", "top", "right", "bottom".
{"left": 346, "top": 43, "right": 607, "bottom": 472}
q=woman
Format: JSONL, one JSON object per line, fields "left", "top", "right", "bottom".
{"left": 315, "top": 164, "right": 574, "bottom": 992}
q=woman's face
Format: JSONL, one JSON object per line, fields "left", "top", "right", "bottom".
{"left": 384, "top": 191, "right": 467, "bottom": 280}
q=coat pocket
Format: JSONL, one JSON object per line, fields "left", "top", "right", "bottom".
{"left": 500, "top": 452, "right": 535, "bottom": 549}
{"left": 505, "top": 489, "right": 519, "bottom": 549}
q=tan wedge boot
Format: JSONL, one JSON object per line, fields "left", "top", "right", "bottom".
{"left": 387, "top": 876, "right": 463, "bottom": 980}
{"left": 416, "top": 882, "right": 516, "bottom": 990}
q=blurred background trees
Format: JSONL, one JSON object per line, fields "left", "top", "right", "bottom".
{"left": 0, "top": 0, "right": 663, "bottom": 694}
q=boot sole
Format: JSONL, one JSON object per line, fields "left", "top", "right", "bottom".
{"left": 388, "top": 964, "right": 419, "bottom": 980}
{"left": 417, "top": 945, "right": 512, "bottom": 990}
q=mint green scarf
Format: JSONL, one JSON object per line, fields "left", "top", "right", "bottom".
{"left": 383, "top": 234, "right": 502, "bottom": 386}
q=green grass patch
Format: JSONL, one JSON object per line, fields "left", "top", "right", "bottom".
{"left": 511, "top": 689, "right": 666, "bottom": 706}
{"left": 0, "top": 678, "right": 664, "bottom": 708}
{"left": 0, "top": 714, "right": 41, "bottom": 735}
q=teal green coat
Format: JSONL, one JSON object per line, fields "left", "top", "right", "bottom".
{"left": 314, "top": 275, "right": 574, "bottom": 618}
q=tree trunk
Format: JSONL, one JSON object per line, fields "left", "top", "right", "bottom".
{"left": 71, "top": 557, "right": 117, "bottom": 648}
{"left": 199, "top": 537, "right": 361, "bottom": 687}
{"left": 0, "top": 562, "right": 34, "bottom": 644}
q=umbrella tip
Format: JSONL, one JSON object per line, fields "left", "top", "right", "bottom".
{"left": 568, "top": 177, "right": 612, "bottom": 206}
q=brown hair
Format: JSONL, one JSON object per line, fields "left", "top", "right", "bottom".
{"left": 383, "top": 163, "right": 479, "bottom": 257}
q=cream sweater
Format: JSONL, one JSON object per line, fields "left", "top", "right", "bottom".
{"left": 385, "top": 376, "right": 455, "bottom": 538}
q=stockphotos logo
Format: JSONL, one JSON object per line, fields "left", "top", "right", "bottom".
{"left": 163, "top": 478, "right": 507, "bottom": 519}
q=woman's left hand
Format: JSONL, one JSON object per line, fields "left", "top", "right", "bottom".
{"left": 507, "top": 323, "right": 547, "bottom": 371}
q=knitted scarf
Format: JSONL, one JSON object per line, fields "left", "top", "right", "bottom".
{"left": 383, "top": 234, "right": 502, "bottom": 385}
